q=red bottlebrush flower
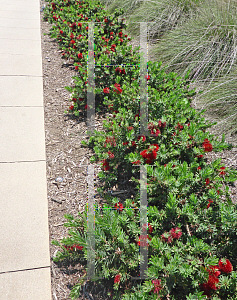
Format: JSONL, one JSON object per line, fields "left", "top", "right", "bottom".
{"left": 152, "top": 279, "right": 162, "bottom": 294}
{"left": 164, "top": 164, "right": 167, "bottom": 167}
{"left": 114, "top": 274, "right": 121, "bottom": 284}
{"left": 108, "top": 151, "right": 114, "bottom": 159}
{"left": 113, "top": 83, "right": 122, "bottom": 94}
{"left": 85, "top": 17, "right": 88, "bottom": 20}
{"left": 132, "top": 160, "right": 141, "bottom": 165}
{"left": 110, "top": 32, "right": 114, "bottom": 35}
{"left": 70, "top": 40, "right": 75, "bottom": 44}
{"left": 207, "top": 199, "right": 213, "bottom": 209}
{"left": 111, "top": 44, "right": 116, "bottom": 48}
{"left": 69, "top": 105, "right": 74, "bottom": 110}
{"left": 158, "top": 120, "right": 166, "bottom": 128}
{"left": 102, "top": 159, "right": 110, "bottom": 171}
{"left": 142, "top": 223, "right": 153, "bottom": 234}
{"left": 119, "top": 38, "right": 123, "bottom": 43}
{"left": 127, "top": 126, "right": 133, "bottom": 131}
{"left": 72, "top": 98, "right": 77, "bottom": 102}
{"left": 197, "top": 166, "right": 201, "bottom": 170}
{"left": 115, "top": 67, "right": 121, "bottom": 73}
{"left": 140, "top": 149, "right": 148, "bottom": 159}
{"left": 203, "top": 139, "right": 213, "bottom": 152}
{"left": 125, "top": 34, "right": 128, "bottom": 37}
{"left": 115, "top": 202, "right": 123, "bottom": 212}
{"left": 205, "top": 178, "right": 210, "bottom": 185}
{"left": 219, "top": 166, "right": 226, "bottom": 175}
{"left": 119, "top": 31, "right": 123, "bottom": 37}
{"left": 85, "top": 104, "right": 88, "bottom": 109}
{"left": 151, "top": 128, "right": 161, "bottom": 137}
{"left": 217, "top": 190, "right": 220, "bottom": 195}
{"left": 134, "top": 114, "right": 139, "bottom": 120}
{"left": 169, "top": 227, "right": 182, "bottom": 239}
{"left": 144, "top": 75, "right": 150, "bottom": 80}
{"left": 70, "top": 33, "right": 74, "bottom": 39}
{"left": 197, "top": 154, "right": 204, "bottom": 159}
{"left": 104, "top": 18, "right": 108, "bottom": 22}
{"left": 161, "top": 233, "right": 173, "bottom": 244}
{"left": 172, "top": 165, "right": 176, "bottom": 168}
{"left": 78, "top": 53, "right": 83, "bottom": 59}
{"left": 86, "top": 26, "right": 88, "bottom": 30}
{"left": 132, "top": 141, "right": 136, "bottom": 147}
{"left": 78, "top": 22, "right": 82, "bottom": 27}
{"left": 74, "top": 244, "right": 83, "bottom": 250}
{"left": 218, "top": 259, "right": 233, "bottom": 273}
{"left": 103, "top": 87, "right": 110, "bottom": 94}
{"left": 149, "top": 144, "right": 159, "bottom": 152}
{"left": 53, "top": 15, "right": 58, "bottom": 21}
{"left": 137, "top": 135, "right": 146, "bottom": 142}
{"left": 207, "top": 274, "right": 219, "bottom": 290}
{"left": 123, "top": 141, "right": 129, "bottom": 146}
{"left": 121, "top": 69, "right": 126, "bottom": 74}
{"left": 101, "top": 36, "right": 106, "bottom": 40}
{"left": 60, "top": 30, "right": 63, "bottom": 34}
{"left": 208, "top": 265, "right": 221, "bottom": 278}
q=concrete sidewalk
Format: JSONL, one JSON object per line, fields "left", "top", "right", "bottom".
{"left": 0, "top": 0, "right": 52, "bottom": 299}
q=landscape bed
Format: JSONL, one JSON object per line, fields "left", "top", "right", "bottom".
{"left": 42, "top": 0, "right": 237, "bottom": 299}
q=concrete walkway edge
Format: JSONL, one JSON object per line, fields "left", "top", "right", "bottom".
{"left": 0, "top": 0, "right": 52, "bottom": 299}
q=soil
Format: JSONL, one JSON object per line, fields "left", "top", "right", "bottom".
{"left": 40, "top": 1, "right": 237, "bottom": 299}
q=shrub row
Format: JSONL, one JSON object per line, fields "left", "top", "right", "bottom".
{"left": 43, "top": 1, "right": 237, "bottom": 299}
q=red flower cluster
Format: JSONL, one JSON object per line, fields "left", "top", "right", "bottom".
{"left": 200, "top": 259, "right": 233, "bottom": 296}
{"left": 113, "top": 83, "right": 122, "bottom": 94}
{"left": 161, "top": 227, "right": 182, "bottom": 243}
{"left": 115, "top": 67, "right": 126, "bottom": 74}
{"left": 110, "top": 44, "right": 116, "bottom": 52}
{"left": 207, "top": 199, "right": 213, "bottom": 209}
{"left": 104, "top": 136, "right": 117, "bottom": 147}
{"left": 137, "top": 234, "right": 152, "bottom": 247}
{"left": 142, "top": 222, "right": 153, "bottom": 234}
{"left": 137, "top": 135, "right": 146, "bottom": 142}
{"left": 132, "top": 160, "right": 141, "bottom": 165}
{"left": 205, "top": 178, "right": 210, "bottom": 185}
{"left": 219, "top": 166, "right": 226, "bottom": 176}
{"left": 107, "top": 151, "right": 114, "bottom": 159}
{"left": 219, "top": 258, "right": 233, "bottom": 273}
{"left": 115, "top": 202, "right": 123, "bottom": 211}
{"left": 148, "top": 122, "right": 161, "bottom": 137}
{"left": 114, "top": 274, "right": 121, "bottom": 284}
{"left": 78, "top": 52, "right": 83, "bottom": 59}
{"left": 175, "top": 122, "right": 184, "bottom": 131}
{"left": 63, "top": 244, "right": 83, "bottom": 251}
{"left": 103, "top": 87, "right": 110, "bottom": 94}
{"left": 202, "top": 138, "right": 213, "bottom": 152}
{"left": 140, "top": 144, "right": 159, "bottom": 164}
{"left": 158, "top": 120, "right": 166, "bottom": 128}
{"left": 102, "top": 159, "right": 110, "bottom": 171}
{"left": 152, "top": 279, "right": 162, "bottom": 294}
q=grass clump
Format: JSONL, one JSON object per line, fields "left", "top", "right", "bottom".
{"left": 150, "top": 0, "right": 237, "bottom": 82}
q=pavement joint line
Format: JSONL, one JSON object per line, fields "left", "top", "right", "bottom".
{"left": 0, "top": 266, "right": 51, "bottom": 275}
{"left": 0, "top": 160, "right": 46, "bottom": 164}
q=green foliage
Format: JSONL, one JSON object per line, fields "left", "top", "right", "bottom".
{"left": 43, "top": 0, "right": 237, "bottom": 299}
